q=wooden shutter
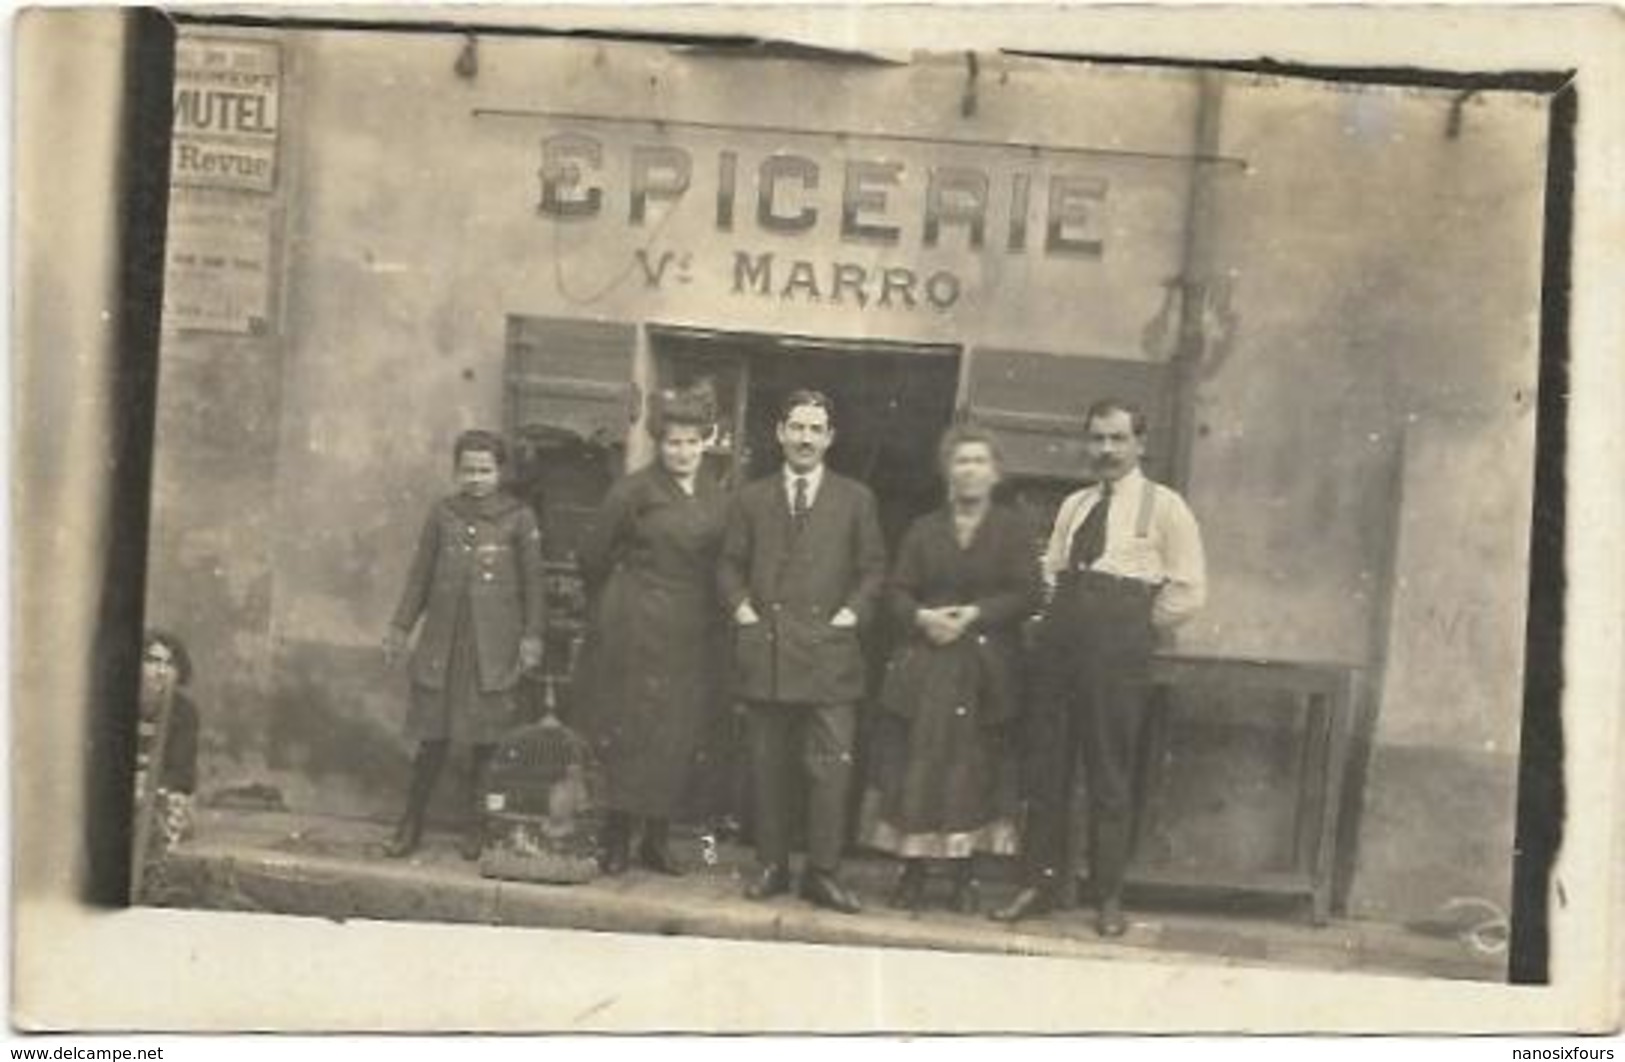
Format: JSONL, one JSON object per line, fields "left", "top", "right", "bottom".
{"left": 961, "top": 347, "right": 1174, "bottom": 483}
{"left": 504, "top": 316, "right": 637, "bottom": 443}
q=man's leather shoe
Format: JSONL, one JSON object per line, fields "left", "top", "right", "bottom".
{"left": 801, "top": 869, "right": 862, "bottom": 914}
{"left": 948, "top": 876, "right": 981, "bottom": 916}
{"left": 989, "top": 886, "right": 1055, "bottom": 924}
{"left": 743, "top": 864, "right": 791, "bottom": 900}
{"left": 1095, "top": 896, "right": 1128, "bottom": 938}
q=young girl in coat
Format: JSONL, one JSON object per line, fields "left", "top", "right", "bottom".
{"left": 382, "top": 430, "right": 546, "bottom": 859}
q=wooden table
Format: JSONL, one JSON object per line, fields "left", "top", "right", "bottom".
{"left": 1062, "top": 653, "right": 1359, "bottom": 925}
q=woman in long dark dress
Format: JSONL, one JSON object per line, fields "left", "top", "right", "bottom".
{"left": 576, "top": 389, "right": 729, "bottom": 875}
{"left": 860, "top": 425, "right": 1041, "bottom": 912}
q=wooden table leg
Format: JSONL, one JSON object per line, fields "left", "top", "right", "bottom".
{"left": 1311, "top": 679, "right": 1354, "bottom": 926}
{"left": 1291, "top": 693, "right": 1331, "bottom": 923}
{"left": 1132, "top": 684, "right": 1173, "bottom": 870}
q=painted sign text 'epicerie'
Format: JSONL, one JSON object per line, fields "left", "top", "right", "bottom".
{"left": 538, "top": 135, "right": 1109, "bottom": 256}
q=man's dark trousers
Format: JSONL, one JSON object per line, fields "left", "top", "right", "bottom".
{"left": 1022, "top": 572, "right": 1156, "bottom": 900}
{"left": 745, "top": 701, "right": 856, "bottom": 873}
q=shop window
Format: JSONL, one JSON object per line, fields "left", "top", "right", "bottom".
{"left": 504, "top": 315, "right": 638, "bottom": 445}
{"left": 960, "top": 346, "right": 1174, "bottom": 539}
{"left": 961, "top": 346, "right": 1174, "bottom": 483}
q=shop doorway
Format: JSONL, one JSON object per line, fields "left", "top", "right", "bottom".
{"left": 648, "top": 326, "right": 963, "bottom": 550}
{"left": 649, "top": 325, "right": 962, "bottom": 843}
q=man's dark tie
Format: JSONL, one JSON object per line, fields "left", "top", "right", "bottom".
{"left": 791, "top": 476, "right": 810, "bottom": 526}
{"left": 1068, "top": 481, "right": 1112, "bottom": 570}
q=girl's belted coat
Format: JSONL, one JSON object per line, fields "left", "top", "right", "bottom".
{"left": 390, "top": 492, "right": 548, "bottom": 707}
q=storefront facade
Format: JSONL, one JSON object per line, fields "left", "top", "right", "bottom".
{"left": 147, "top": 26, "right": 1549, "bottom": 927}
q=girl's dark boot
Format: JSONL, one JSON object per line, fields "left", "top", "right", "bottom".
{"left": 385, "top": 742, "right": 447, "bottom": 858}
{"left": 458, "top": 743, "right": 495, "bottom": 861}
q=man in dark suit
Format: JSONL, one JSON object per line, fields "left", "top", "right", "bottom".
{"left": 718, "top": 389, "right": 886, "bottom": 914}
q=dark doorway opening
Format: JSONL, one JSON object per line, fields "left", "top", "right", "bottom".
{"left": 649, "top": 327, "right": 963, "bottom": 551}
{"left": 650, "top": 326, "right": 963, "bottom": 847}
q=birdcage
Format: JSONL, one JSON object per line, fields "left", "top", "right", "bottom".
{"left": 478, "top": 674, "right": 603, "bottom": 885}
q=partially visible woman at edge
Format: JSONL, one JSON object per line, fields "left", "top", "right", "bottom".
{"left": 575, "top": 387, "right": 730, "bottom": 876}
{"left": 134, "top": 628, "right": 202, "bottom": 900}
{"left": 860, "top": 424, "right": 1041, "bottom": 912}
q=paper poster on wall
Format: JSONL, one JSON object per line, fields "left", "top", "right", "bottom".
{"left": 162, "top": 198, "right": 275, "bottom": 333}
{"left": 172, "top": 36, "right": 280, "bottom": 193}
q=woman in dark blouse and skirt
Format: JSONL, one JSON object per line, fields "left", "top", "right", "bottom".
{"left": 860, "top": 424, "right": 1041, "bottom": 912}
{"left": 575, "top": 388, "right": 730, "bottom": 876}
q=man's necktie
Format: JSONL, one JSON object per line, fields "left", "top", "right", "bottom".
{"left": 792, "top": 476, "right": 810, "bottom": 525}
{"left": 1068, "top": 481, "right": 1113, "bottom": 570}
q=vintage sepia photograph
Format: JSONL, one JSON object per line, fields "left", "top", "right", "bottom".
{"left": 126, "top": 11, "right": 1559, "bottom": 983}
{"left": 14, "top": 2, "right": 1624, "bottom": 1036}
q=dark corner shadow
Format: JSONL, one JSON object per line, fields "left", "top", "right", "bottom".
{"left": 85, "top": 6, "right": 174, "bottom": 908}
{"left": 1509, "top": 76, "right": 1574, "bottom": 988}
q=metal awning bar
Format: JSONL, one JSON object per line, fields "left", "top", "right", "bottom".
{"left": 647, "top": 323, "right": 959, "bottom": 359}
{"left": 968, "top": 406, "right": 1084, "bottom": 434}
{"left": 508, "top": 376, "right": 626, "bottom": 399}
{"left": 474, "top": 107, "right": 1250, "bottom": 171}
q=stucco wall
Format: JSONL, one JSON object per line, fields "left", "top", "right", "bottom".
{"left": 145, "top": 29, "right": 298, "bottom": 801}
{"left": 1182, "top": 75, "right": 1544, "bottom": 920}
{"left": 145, "top": 27, "right": 1548, "bottom": 924}
{"left": 1184, "top": 75, "right": 1544, "bottom": 669}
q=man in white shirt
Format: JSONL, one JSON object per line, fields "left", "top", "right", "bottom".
{"left": 992, "top": 398, "right": 1207, "bottom": 935}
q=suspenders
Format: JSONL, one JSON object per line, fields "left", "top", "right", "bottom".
{"left": 1062, "top": 478, "right": 1158, "bottom": 577}
{"left": 1134, "top": 480, "right": 1157, "bottom": 539}
{"left": 1079, "top": 479, "right": 1157, "bottom": 541}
